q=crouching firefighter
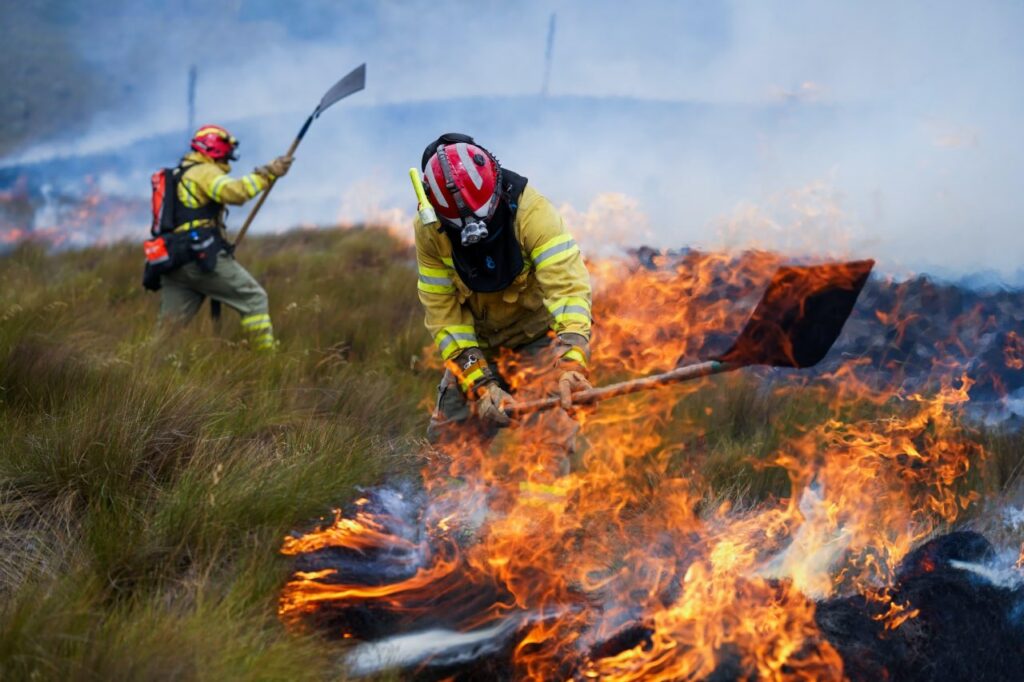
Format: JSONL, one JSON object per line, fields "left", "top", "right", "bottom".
{"left": 413, "top": 133, "right": 593, "bottom": 480}
{"left": 142, "top": 124, "right": 291, "bottom": 350}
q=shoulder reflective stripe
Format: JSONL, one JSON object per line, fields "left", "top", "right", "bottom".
{"left": 441, "top": 256, "right": 454, "bottom": 267}
{"left": 210, "top": 175, "right": 232, "bottom": 202}
{"left": 532, "top": 236, "right": 579, "bottom": 270}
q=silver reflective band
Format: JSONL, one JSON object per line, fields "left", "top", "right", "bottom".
{"left": 533, "top": 239, "right": 577, "bottom": 265}
{"left": 461, "top": 221, "right": 489, "bottom": 246}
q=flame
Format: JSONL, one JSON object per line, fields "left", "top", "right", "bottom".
{"left": 278, "top": 247, "right": 993, "bottom": 679}
{"left": 1004, "top": 331, "right": 1024, "bottom": 370}
{"left": 0, "top": 175, "right": 148, "bottom": 250}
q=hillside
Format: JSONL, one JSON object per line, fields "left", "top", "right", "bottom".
{"left": 0, "top": 227, "right": 433, "bottom": 679}
{"left": 0, "top": 227, "right": 1022, "bottom": 680}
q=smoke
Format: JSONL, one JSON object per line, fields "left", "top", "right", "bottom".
{"left": 3, "top": 0, "right": 1024, "bottom": 277}
{"left": 345, "top": 617, "right": 525, "bottom": 676}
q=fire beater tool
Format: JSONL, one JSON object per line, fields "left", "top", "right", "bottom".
{"left": 509, "top": 259, "right": 875, "bottom": 416}
{"left": 211, "top": 64, "right": 364, "bottom": 324}
{"left": 232, "top": 63, "right": 366, "bottom": 249}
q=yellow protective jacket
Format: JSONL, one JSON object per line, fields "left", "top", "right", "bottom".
{"left": 415, "top": 184, "right": 592, "bottom": 366}
{"left": 173, "top": 151, "right": 271, "bottom": 231}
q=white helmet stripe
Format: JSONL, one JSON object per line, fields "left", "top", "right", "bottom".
{"left": 425, "top": 162, "right": 449, "bottom": 208}
{"left": 474, "top": 196, "right": 496, "bottom": 218}
{"left": 455, "top": 143, "right": 484, "bottom": 190}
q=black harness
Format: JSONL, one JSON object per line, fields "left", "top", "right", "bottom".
{"left": 156, "top": 162, "right": 223, "bottom": 235}
{"left": 442, "top": 169, "right": 529, "bottom": 293}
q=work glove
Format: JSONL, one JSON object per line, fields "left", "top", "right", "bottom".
{"left": 475, "top": 381, "right": 514, "bottom": 426}
{"left": 258, "top": 155, "right": 293, "bottom": 180}
{"left": 557, "top": 368, "right": 592, "bottom": 410}
{"left": 555, "top": 332, "right": 592, "bottom": 410}
{"left": 449, "top": 348, "right": 514, "bottom": 426}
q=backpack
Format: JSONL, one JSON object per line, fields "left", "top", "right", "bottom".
{"left": 142, "top": 164, "right": 222, "bottom": 291}
{"left": 150, "top": 167, "right": 178, "bottom": 237}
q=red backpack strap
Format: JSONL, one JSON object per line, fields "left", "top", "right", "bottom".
{"left": 149, "top": 169, "right": 166, "bottom": 236}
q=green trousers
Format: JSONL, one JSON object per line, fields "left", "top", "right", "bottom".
{"left": 159, "top": 252, "right": 275, "bottom": 350}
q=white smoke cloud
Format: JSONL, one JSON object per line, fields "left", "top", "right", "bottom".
{"left": 4, "top": 0, "right": 1024, "bottom": 277}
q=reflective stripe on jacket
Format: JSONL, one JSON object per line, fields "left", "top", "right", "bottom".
{"left": 174, "top": 151, "right": 270, "bottom": 231}
{"left": 415, "top": 184, "right": 592, "bottom": 361}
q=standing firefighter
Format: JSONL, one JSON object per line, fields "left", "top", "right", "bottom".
{"left": 143, "top": 124, "right": 292, "bottom": 350}
{"left": 413, "top": 133, "right": 592, "bottom": 476}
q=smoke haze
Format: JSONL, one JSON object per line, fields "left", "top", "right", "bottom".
{"left": 3, "top": 0, "right": 1023, "bottom": 277}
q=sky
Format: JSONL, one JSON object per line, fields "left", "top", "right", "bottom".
{"left": 5, "top": 0, "right": 1024, "bottom": 278}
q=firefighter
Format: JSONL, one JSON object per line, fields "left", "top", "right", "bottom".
{"left": 157, "top": 124, "right": 291, "bottom": 350}
{"left": 414, "top": 133, "right": 592, "bottom": 475}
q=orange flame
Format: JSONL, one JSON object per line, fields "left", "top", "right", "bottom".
{"left": 279, "top": 247, "right": 991, "bottom": 679}
{"left": 1005, "top": 331, "right": 1024, "bottom": 370}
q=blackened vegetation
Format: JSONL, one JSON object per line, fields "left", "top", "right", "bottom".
{"left": 817, "top": 531, "right": 1024, "bottom": 682}
{"left": 287, "top": 488, "right": 1024, "bottom": 680}
{"left": 288, "top": 488, "right": 517, "bottom": 643}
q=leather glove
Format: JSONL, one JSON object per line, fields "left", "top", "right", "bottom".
{"left": 557, "top": 369, "right": 592, "bottom": 410}
{"left": 448, "top": 348, "right": 513, "bottom": 426}
{"left": 259, "top": 155, "right": 293, "bottom": 179}
{"left": 475, "top": 381, "right": 513, "bottom": 426}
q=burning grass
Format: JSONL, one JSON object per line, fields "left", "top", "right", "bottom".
{"left": 0, "top": 227, "right": 1021, "bottom": 680}
{"left": 278, "top": 243, "right": 1024, "bottom": 680}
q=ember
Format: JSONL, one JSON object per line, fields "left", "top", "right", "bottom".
{"left": 279, "top": 249, "right": 1024, "bottom": 680}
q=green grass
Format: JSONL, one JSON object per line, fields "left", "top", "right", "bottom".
{"left": 0, "top": 227, "right": 431, "bottom": 680}
{"left": 0, "top": 226, "right": 1020, "bottom": 680}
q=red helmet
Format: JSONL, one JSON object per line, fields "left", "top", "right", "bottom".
{"left": 191, "top": 124, "right": 238, "bottom": 161}
{"left": 423, "top": 138, "right": 501, "bottom": 243}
